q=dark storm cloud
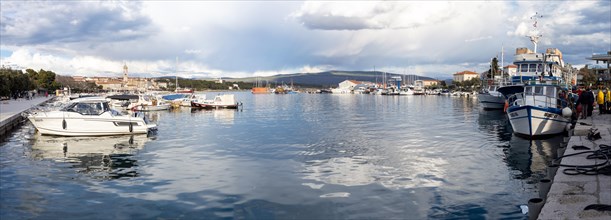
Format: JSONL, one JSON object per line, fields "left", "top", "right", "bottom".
{"left": 298, "top": 14, "right": 382, "bottom": 30}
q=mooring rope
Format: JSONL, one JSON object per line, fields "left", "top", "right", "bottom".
{"left": 553, "top": 144, "right": 611, "bottom": 176}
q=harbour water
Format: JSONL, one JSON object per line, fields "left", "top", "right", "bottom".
{"left": 0, "top": 92, "right": 564, "bottom": 219}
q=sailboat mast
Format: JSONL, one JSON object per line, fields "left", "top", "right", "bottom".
{"left": 501, "top": 46, "right": 504, "bottom": 84}
{"left": 374, "top": 66, "right": 377, "bottom": 87}
{"left": 175, "top": 57, "right": 179, "bottom": 92}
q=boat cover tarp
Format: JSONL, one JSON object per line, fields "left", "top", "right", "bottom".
{"left": 497, "top": 85, "right": 524, "bottom": 99}
{"left": 162, "top": 94, "right": 190, "bottom": 100}
{"left": 107, "top": 94, "right": 139, "bottom": 100}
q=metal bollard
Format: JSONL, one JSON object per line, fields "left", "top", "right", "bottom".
{"left": 557, "top": 146, "right": 566, "bottom": 158}
{"left": 539, "top": 178, "right": 552, "bottom": 199}
{"left": 547, "top": 164, "right": 559, "bottom": 180}
{"left": 528, "top": 198, "right": 544, "bottom": 220}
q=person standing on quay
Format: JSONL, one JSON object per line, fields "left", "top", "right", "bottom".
{"left": 597, "top": 88, "right": 605, "bottom": 114}
{"left": 578, "top": 88, "right": 594, "bottom": 119}
{"left": 605, "top": 88, "right": 611, "bottom": 114}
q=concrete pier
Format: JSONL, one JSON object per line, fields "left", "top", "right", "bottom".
{"left": 538, "top": 113, "right": 611, "bottom": 219}
{"left": 0, "top": 96, "right": 55, "bottom": 138}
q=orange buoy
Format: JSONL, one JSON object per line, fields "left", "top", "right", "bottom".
{"left": 503, "top": 101, "right": 509, "bottom": 113}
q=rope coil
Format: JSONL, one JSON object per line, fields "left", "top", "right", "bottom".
{"left": 553, "top": 144, "right": 611, "bottom": 176}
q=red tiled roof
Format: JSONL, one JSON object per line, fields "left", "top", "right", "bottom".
{"left": 454, "top": 71, "right": 478, "bottom": 75}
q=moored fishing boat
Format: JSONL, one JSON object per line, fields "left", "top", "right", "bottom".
{"left": 498, "top": 14, "right": 575, "bottom": 138}
{"left": 28, "top": 97, "right": 157, "bottom": 136}
{"left": 503, "top": 84, "right": 571, "bottom": 137}
{"left": 478, "top": 85, "right": 505, "bottom": 110}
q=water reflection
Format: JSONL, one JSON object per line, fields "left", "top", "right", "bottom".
{"left": 504, "top": 135, "right": 564, "bottom": 181}
{"left": 477, "top": 110, "right": 512, "bottom": 142}
{"left": 191, "top": 108, "right": 237, "bottom": 124}
{"left": 29, "top": 134, "right": 150, "bottom": 179}
{"left": 1, "top": 93, "right": 564, "bottom": 219}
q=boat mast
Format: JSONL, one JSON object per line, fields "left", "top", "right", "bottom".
{"left": 374, "top": 66, "right": 378, "bottom": 87}
{"left": 501, "top": 46, "right": 504, "bottom": 85}
{"left": 175, "top": 57, "right": 179, "bottom": 92}
{"left": 528, "top": 12, "right": 543, "bottom": 54}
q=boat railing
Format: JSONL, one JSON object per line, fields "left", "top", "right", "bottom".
{"left": 508, "top": 92, "right": 569, "bottom": 109}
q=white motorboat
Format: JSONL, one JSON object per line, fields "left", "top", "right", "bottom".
{"left": 106, "top": 94, "right": 139, "bottom": 110}
{"left": 504, "top": 84, "right": 571, "bottom": 137}
{"left": 413, "top": 80, "right": 425, "bottom": 95}
{"left": 191, "top": 94, "right": 241, "bottom": 109}
{"left": 28, "top": 97, "right": 157, "bottom": 136}
{"left": 177, "top": 94, "right": 206, "bottom": 107}
{"left": 399, "top": 87, "right": 414, "bottom": 95}
{"left": 129, "top": 95, "right": 171, "bottom": 111}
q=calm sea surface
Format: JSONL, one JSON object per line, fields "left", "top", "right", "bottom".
{"left": 0, "top": 92, "right": 564, "bottom": 219}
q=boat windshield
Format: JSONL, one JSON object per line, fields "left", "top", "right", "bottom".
{"left": 61, "top": 102, "right": 109, "bottom": 115}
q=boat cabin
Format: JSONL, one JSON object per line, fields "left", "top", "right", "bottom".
{"left": 62, "top": 99, "right": 112, "bottom": 115}
{"left": 513, "top": 85, "right": 567, "bottom": 108}
{"left": 511, "top": 48, "right": 565, "bottom": 84}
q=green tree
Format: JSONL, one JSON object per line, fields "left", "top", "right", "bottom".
{"left": 486, "top": 57, "right": 500, "bottom": 79}
{"left": 37, "top": 69, "right": 59, "bottom": 90}
{"left": 0, "top": 69, "right": 13, "bottom": 97}
{"left": 0, "top": 67, "right": 35, "bottom": 98}
{"left": 579, "top": 67, "right": 597, "bottom": 86}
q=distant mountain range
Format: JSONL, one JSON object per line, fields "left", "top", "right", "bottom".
{"left": 224, "top": 71, "right": 437, "bottom": 87}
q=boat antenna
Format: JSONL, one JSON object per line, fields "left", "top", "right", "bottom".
{"left": 175, "top": 56, "right": 179, "bottom": 92}
{"left": 528, "top": 12, "right": 543, "bottom": 53}
{"left": 501, "top": 45, "right": 504, "bottom": 85}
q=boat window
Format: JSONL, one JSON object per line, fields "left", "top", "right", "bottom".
{"left": 102, "top": 102, "right": 110, "bottom": 111}
{"left": 521, "top": 64, "right": 528, "bottom": 72}
{"left": 537, "top": 64, "right": 542, "bottom": 72}
{"left": 60, "top": 103, "right": 77, "bottom": 111}
{"left": 534, "top": 86, "right": 543, "bottom": 95}
{"left": 529, "top": 64, "right": 537, "bottom": 72}
{"left": 71, "top": 102, "right": 104, "bottom": 115}
{"left": 546, "top": 87, "right": 555, "bottom": 96}
{"left": 525, "top": 87, "right": 533, "bottom": 95}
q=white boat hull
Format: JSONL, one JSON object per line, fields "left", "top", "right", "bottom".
{"left": 507, "top": 106, "right": 569, "bottom": 137}
{"left": 28, "top": 112, "right": 156, "bottom": 136}
{"left": 131, "top": 104, "right": 170, "bottom": 111}
{"left": 477, "top": 93, "right": 505, "bottom": 109}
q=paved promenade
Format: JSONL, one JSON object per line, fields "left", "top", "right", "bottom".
{"left": 538, "top": 113, "right": 611, "bottom": 219}
{"left": 0, "top": 96, "right": 55, "bottom": 137}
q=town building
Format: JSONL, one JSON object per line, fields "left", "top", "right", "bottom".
{"left": 333, "top": 80, "right": 375, "bottom": 94}
{"left": 420, "top": 79, "right": 440, "bottom": 87}
{"left": 586, "top": 51, "right": 611, "bottom": 84}
{"left": 504, "top": 64, "right": 517, "bottom": 77}
{"left": 453, "top": 71, "right": 479, "bottom": 82}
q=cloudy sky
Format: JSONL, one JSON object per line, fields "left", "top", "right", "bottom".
{"left": 1, "top": 1, "right": 609, "bottom": 79}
